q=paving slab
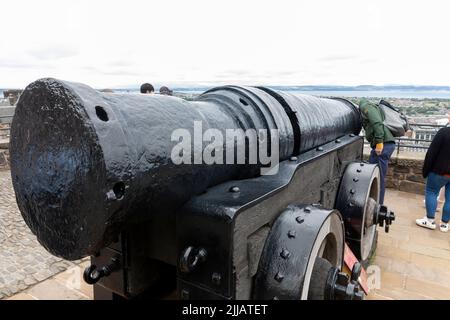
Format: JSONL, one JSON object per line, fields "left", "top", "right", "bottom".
{"left": 368, "top": 190, "right": 450, "bottom": 300}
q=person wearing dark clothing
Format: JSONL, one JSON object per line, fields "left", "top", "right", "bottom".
{"left": 159, "top": 86, "right": 173, "bottom": 96}
{"left": 140, "top": 83, "right": 154, "bottom": 94}
{"left": 359, "top": 98, "right": 396, "bottom": 204}
{"left": 416, "top": 125, "right": 450, "bottom": 232}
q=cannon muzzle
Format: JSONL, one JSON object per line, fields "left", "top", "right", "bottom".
{"left": 10, "top": 78, "right": 361, "bottom": 260}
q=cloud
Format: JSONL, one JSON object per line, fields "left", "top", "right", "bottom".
{"left": 216, "top": 70, "right": 251, "bottom": 79}
{"left": 106, "top": 60, "right": 135, "bottom": 67}
{"left": 27, "top": 45, "right": 79, "bottom": 60}
{"left": 81, "top": 65, "right": 142, "bottom": 77}
{"left": 1, "top": 0, "right": 450, "bottom": 87}
{"left": 318, "top": 54, "right": 360, "bottom": 62}
{"left": 0, "top": 59, "right": 37, "bottom": 69}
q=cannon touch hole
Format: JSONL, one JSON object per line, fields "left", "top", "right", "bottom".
{"left": 239, "top": 98, "right": 249, "bottom": 106}
{"left": 95, "top": 106, "right": 109, "bottom": 122}
{"left": 112, "top": 182, "right": 125, "bottom": 200}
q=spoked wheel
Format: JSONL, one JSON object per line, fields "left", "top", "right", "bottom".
{"left": 253, "top": 204, "right": 345, "bottom": 300}
{"left": 335, "top": 162, "right": 380, "bottom": 266}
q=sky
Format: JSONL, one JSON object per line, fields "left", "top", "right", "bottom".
{"left": 1, "top": 0, "right": 450, "bottom": 88}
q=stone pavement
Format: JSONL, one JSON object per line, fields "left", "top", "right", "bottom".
{"left": 367, "top": 190, "right": 450, "bottom": 300}
{"left": 6, "top": 261, "right": 93, "bottom": 300}
{"left": 0, "top": 170, "right": 87, "bottom": 299}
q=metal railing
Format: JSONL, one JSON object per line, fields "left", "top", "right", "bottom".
{"left": 363, "top": 122, "right": 447, "bottom": 155}
{"left": 409, "top": 123, "right": 446, "bottom": 128}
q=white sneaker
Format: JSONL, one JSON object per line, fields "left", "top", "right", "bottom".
{"left": 440, "top": 223, "right": 449, "bottom": 233}
{"left": 416, "top": 217, "right": 436, "bottom": 230}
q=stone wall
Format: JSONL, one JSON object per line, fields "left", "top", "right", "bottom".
{"left": 0, "top": 141, "right": 9, "bottom": 171}
{"left": 385, "top": 156, "right": 426, "bottom": 195}
{"left": 364, "top": 148, "right": 426, "bottom": 195}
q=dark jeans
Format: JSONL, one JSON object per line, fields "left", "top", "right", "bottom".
{"left": 369, "top": 142, "right": 396, "bottom": 204}
{"left": 425, "top": 172, "right": 450, "bottom": 223}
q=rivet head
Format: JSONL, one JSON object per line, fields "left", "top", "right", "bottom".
{"left": 350, "top": 134, "right": 356, "bottom": 137}
{"left": 211, "top": 272, "right": 222, "bottom": 286}
{"left": 296, "top": 216, "right": 304, "bottom": 224}
{"left": 357, "top": 169, "right": 362, "bottom": 173}
{"left": 274, "top": 272, "right": 284, "bottom": 282}
{"left": 290, "top": 156, "right": 298, "bottom": 161}
{"left": 288, "top": 230, "right": 296, "bottom": 238}
{"left": 353, "top": 178, "right": 359, "bottom": 182}
{"left": 349, "top": 202, "right": 355, "bottom": 207}
{"left": 280, "top": 249, "right": 291, "bottom": 259}
{"left": 304, "top": 207, "right": 311, "bottom": 213}
{"left": 335, "top": 139, "right": 342, "bottom": 143}
{"left": 360, "top": 163, "right": 365, "bottom": 167}
{"left": 316, "top": 147, "right": 324, "bottom": 151}
{"left": 350, "top": 189, "right": 356, "bottom": 195}
{"left": 181, "top": 289, "right": 190, "bottom": 300}
{"left": 273, "top": 296, "right": 279, "bottom": 300}
{"left": 229, "top": 186, "right": 240, "bottom": 193}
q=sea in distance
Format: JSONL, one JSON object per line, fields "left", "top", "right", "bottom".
{"left": 2, "top": 88, "right": 450, "bottom": 100}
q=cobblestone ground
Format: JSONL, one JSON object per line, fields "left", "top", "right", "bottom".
{"left": 0, "top": 170, "right": 84, "bottom": 299}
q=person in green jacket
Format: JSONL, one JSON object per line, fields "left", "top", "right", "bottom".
{"left": 359, "top": 98, "right": 396, "bottom": 204}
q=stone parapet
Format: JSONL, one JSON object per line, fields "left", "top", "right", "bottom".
{"left": 363, "top": 146, "right": 426, "bottom": 195}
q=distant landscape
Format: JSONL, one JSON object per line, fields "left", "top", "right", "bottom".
{"left": 111, "top": 84, "right": 450, "bottom": 97}
{"left": 112, "top": 85, "right": 450, "bottom": 118}
{"left": 2, "top": 85, "right": 449, "bottom": 118}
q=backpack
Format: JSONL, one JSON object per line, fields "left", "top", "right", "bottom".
{"left": 378, "top": 100, "right": 410, "bottom": 137}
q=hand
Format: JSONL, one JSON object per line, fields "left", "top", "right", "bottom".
{"left": 405, "top": 130, "right": 413, "bottom": 138}
{"left": 375, "top": 143, "right": 384, "bottom": 156}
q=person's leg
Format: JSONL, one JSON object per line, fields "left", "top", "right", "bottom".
{"left": 368, "top": 148, "right": 378, "bottom": 165}
{"left": 417, "top": 172, "right": 442, "bottom": 230}
{"left": 377, "top": 143, "right": 396, "bottom": 204}
{"left": 439, "top": 186, "right": 445, "bottom": 203}
{"left": 437, "top": 179, "right": 450, "bottom": 232}
{"left": 443, "top": 180, "right": 450, "bottom": 223}
{"left": 368, "top": 148, "right": 383, "bottom": 200}
{"left": 425, "top": 173, "right": 444, "bottom": 220}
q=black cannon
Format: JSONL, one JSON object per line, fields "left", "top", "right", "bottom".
{"left": 10, "top": 78, "right": 395, "bottom": 300}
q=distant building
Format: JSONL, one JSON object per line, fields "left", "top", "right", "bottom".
{"left": 409, "top": 124, "right": 442, "bottom": 152}
{"left": 436, "top": 118, "right": 449, "bottom": 126}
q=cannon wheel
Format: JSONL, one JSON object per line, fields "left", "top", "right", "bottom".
{"left": 253, "top": 205, "right": 344, "bottom": 300}
{"left": 335, "top": 162, "right": 380, "bottom": 267}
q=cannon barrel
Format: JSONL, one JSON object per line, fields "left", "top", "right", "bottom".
{"left": 10, "top": 78, "right": 361, "bottom": 260}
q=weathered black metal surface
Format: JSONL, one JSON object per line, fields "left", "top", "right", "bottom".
{"left": 10, "top": 78, "right": 362, "bottom": 260}
{"left": 253, "top": 205, "right": 344, "bottom": 300}
{"left": 258, "top": 88, "right": 361, "bottom": 153}
{"left": 335, "top": 163, "right": 380, "bottom": 262}
{"left": 176, "top": 135, "right": 363, "bottom": 300}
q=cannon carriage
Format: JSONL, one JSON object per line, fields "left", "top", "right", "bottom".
{"left": 10, "top": 78, "right": 394, "bottom": 300}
